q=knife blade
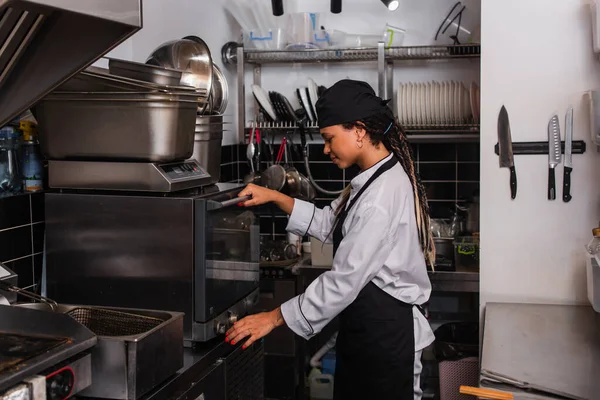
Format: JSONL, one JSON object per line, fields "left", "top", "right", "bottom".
{"left": 547, "top": 114, "right": 562, "bottom": 200}
{"left": 497, "top": 106, "right": 517, "bottom": 199}
{"left": 563, "top": 107, "right": 573, "bottom": 202}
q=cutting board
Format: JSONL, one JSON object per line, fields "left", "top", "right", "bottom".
{"left": 481, "top": 303, "right": 600, "bottom": 400}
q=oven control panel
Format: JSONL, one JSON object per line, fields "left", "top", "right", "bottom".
{"left": 158, "top": 160, "right": 210, "bottom": 182}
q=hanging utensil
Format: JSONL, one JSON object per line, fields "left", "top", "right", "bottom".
{"left": 261, "top": 136, "right": 287, "bottom": 190}
{"left": 284, "top": 139, "right": 302, "bottom": 197}
{"left": 563, "top": 107, "right": 573, "bottom": 202}
{"left": 246, "top": 126, "right": 256, "bottom": 172}
{"left": 547, "top": 114, "right": 561, "bottom": 200}
{"left": 243, "top": 127, "right": 260, "bottom": 184}
{"left": 497, "top": 106, "right": 517, "bottom": 199}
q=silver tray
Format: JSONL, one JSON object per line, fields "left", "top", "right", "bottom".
{"left": 36, "top": 95, "right": 197, "bottom": 162}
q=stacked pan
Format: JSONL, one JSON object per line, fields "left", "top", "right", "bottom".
{"left": 36, "top": 60, "right": 206, "bottom": 163}
{"left": 192, "top": 115, "right": 228, "bottom": 183}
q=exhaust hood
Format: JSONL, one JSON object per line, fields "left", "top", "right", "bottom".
{"left": 0, "top": 0, "right": 142, "bottom": 127}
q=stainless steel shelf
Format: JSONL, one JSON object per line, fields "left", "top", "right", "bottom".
{"left": 245, "top": 47, "right": 378, "bottom": 63}
{"left": 243, "top": 44, "right": 481, "bottom": 64}
{"left": 386, "top": 44, "right": 480, "bottom": 61}
{"left": 428, "top": 271, "right": 479, "bottom": 292}
{"left": 244, "top": 122, "right": 480, "bottom": 143}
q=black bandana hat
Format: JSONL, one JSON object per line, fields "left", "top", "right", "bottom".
{"left": 315, "top": 79, "right": 393, "bottom": 129}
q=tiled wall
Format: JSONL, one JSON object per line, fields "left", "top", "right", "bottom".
{"left": 0, "top": 193, "right": 44, "bottom": 290}
{"left": 220, "top": 141, "right": 480, "bottom": 239}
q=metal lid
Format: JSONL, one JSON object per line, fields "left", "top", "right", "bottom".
{"left": 593, "top": 227, "right": 600, "bottom": 237}
{"left": 0, "top": 0, "right": 142, "bottom": 127}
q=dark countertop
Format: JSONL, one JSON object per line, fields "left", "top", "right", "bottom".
{"left": 289, "top": 256, "right": 479, "bottom": 293}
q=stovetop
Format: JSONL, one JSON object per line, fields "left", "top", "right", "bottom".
{"left": 0, "top": 333, "right": 69, "bottom": 375}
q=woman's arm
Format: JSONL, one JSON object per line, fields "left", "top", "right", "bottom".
{"left": 238, "top": 184, "right": 294, "bottom": 214}
{"left": 238, "top": 184, "right": 339, "bottom": 243}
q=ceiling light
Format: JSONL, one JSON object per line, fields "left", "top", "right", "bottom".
{"left": 331, "top": 0, "right": 342, "bottom": 14}
{"left": 381, "top": 0, "right": 399, "bottom": 11}
{"left": 271, "top": 0, "right": 284, "bottom": 16}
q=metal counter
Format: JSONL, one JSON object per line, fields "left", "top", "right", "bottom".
{"left": 290, "top": 257, "right": 479, "bottom": 293}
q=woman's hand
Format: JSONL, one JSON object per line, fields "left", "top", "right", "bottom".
{"left": 238, "top": 184, "right": 278, "bottom": 207}
{"left": 225, "top": 308, "right": 286, "bottom": 349}
{"left": 238, "top": 184, "right": 295, "bottom": 215}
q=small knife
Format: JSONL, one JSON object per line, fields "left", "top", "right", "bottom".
{"left": 547, "top": 114, "right": 562, "bottom": 200}
{"left": 497, "top": 106, "right": 517, "bottom": 199}
{"left": 563, "top": 107, "right": 573, "bottom": 202}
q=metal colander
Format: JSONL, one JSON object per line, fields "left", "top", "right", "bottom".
{"left": 66, "top": 307, "right": 164, "bottom": 337}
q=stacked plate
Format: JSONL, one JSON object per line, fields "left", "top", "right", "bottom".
{"left": 397, "top": 81, "right": 479, "bottom": 127}
{"left": 251, "top": 78, "right": 326, "bottom": 124}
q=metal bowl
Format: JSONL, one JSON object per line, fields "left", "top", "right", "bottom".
{"left": 146, "top": 37, "right": 213, "bottom": 113}
{"left": 209, "top": 64, "right": 228, "bottom": 114}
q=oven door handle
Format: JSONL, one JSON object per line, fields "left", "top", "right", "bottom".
{"left": 207, "top": 195, "right": 252, "bottom": 210}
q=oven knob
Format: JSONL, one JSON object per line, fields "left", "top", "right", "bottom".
{"left": 216, "top": 321, "right": 227, "bottom": 335}
{"left": 46, "top": 367, "right": 75, "bottom": 400}
{"left": 228, "top": 313, "right": 238, "bottom": 325}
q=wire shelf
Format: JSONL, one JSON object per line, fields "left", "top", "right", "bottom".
{"left": 245, "top": 47, "right": 378, "bottom": 63}
{"left": 244, "top": 122, "right": 480, "bottom": 143}
{"left": 243, "top": 44, "right": 480, "bottom": 64}
{"left": 386, "top": 44, "right": 480, "bottom": 60}
{"left": 403, "top": 123, "right": 480, "bottom": 132}
{"left": 246, "top": 121, "right": 479, "bottom": 131}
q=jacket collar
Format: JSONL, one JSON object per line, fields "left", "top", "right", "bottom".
{"left": 350, "top": 153, "right": 394, "bottom": 192}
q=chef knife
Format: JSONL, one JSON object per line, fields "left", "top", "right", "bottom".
{"left": 563, "top": 107, "right": 573, "bottom": 202}
{"left": 497, "top": 106, "right": 517, "bottom": 199}
{"left": 547, "top": 114, "right": 561, "bottom": 200}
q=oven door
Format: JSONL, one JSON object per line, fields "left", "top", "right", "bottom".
{"left": 194, "top": 194, "right": 260, "bottom": 323}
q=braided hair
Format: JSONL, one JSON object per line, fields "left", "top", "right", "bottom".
{"left": 332, "top": 113, "right": 436, "bottom": 268}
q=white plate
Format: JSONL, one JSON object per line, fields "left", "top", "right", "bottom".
{"left": 298, "top": 87, "right": 315, "bottom": 123}
{"left": 454, "top": 81, "right": 460, "bottom": 123}
{"left": 416, "top": 83, "right": 422, "bottom": 125}
{"left": 251, "top": 84, "right": 277, "bottom": 121}
{"left": 407, "top": 83, "right": 413, "bottom": 125}
{"left": 412, "top": 83, "right": 418, "bottom": 126}
{"left": 462, "top": 83, "right": 470, "bottom": 121}
{"left": 448, "top": 81, "right": 454, "bottom": 124}
{"left": 420, "top": 83, "right": 426, "bottom": 126}
{"left": 469, "top": 82, "right": 476, "bottom": 122}
{"left": 401, "top": 84, "right": 407, "bottom": 124}
{"left": 445, "top": 81, "right": 451, "bottom": 124}
{"left": 425, "top": 82, "right": 431, "bottom": 125}
{"left": 432, "top": 82, "right": 439, "bottom": 124}
{"left": 396, "top": 84, "right": 402, "bottom": 123}
{"left": 308, "top": 78, "right": 320, "bottom": 119}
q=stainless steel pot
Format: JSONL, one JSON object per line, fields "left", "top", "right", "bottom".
{"left": 190, "top": 130, "right": 223, "bottom": 184}
{"left": 433, "top": 238, "right": 454, "bottom": 263}
{"left": 36, "top": 93, "right": 197, "bottom": 162}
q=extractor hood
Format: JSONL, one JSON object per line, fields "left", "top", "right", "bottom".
{"left": 0, "top": 0, "right": 143, "bottom": 127}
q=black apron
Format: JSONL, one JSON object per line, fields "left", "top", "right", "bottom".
{"left": 333, "top": 156, "right": 415, "bottom": 400}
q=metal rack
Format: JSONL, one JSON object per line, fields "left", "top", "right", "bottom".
{"left": 236, "top": 43, "right": 481, "bottom": 143}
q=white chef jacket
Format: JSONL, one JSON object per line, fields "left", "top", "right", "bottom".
{"left": 281, "top": 153, "right": 435, "bottom": 351}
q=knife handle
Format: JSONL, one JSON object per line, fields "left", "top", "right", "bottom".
{"left": 563, "top": 166, "right": 572, "bottom": 202}
{"left": 548, "top": 167, "right": 556, "bottom": 200}
{"left": 509, "top": 166, "right": 517, "bottom": 200}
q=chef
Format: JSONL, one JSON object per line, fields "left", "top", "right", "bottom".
{"left": 226, "top": 79, "right": 435, "bottom": 400}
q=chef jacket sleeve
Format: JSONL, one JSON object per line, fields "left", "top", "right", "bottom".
{"left": 286, "top": 198, "right": 341, "bottom": 244}
{"left": 281, "top": 202, "right": 398, "bottom": 339}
